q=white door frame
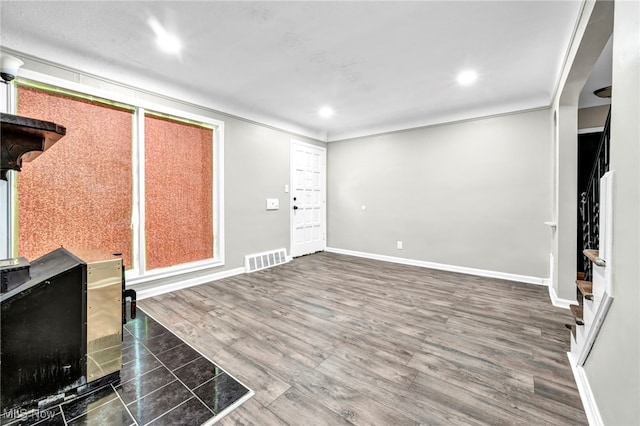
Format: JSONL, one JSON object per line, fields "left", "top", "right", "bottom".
{"left": 289, "top": 139, "right": 327, "bottom": 257}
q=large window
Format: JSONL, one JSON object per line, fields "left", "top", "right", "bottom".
{"left": 144, "top": 113, "right": 214, "bottom": 270}
{"left": 17, "top": 86, "right": 134, "bottom": 267}
{"left": 11, "top": 79, "right": 222, "bottom": 280}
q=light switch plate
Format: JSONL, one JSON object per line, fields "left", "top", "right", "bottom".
{"left": 266, "top": 198, "right": 279, "bottom": 210}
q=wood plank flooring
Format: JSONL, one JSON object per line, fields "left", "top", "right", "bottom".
{"left": 139, "top": 252, "right": 587, "bottom": 425}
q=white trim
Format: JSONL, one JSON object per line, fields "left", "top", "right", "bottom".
{"left": 578, "top": 171, "right": 615, "bottom": 366}
{"left": 549, "top": 0, "right": 587, "bottom": 108}
{"left": 547, "top": 284, "right": 578, "bottom": 309}
{"left": 10, "top": 68, "right": 226, "bottom": 285}
{"left": 214, "top": 122, "right": 225, "bottom": 267}
{"left": 578, "top": 291, "right": 613, "bottom": 365}
{"left": 3, "top": 47, "right": 322, "bottom": 141}
{"left": 1, "top": 81, "right": 18, "bottom": 258}
{"left": 17, "top": 69, "right": 222, "bottom": 128}
{"left": 133, "top": 266, "right": 244, "bottom": 300}
{"left": 5, "top": 173, "right": 17, "bottom": 258}
{"left": 137, "top": 307, "right": 254, "bottom": 425}
{"left": 328, "top": 106, "right": 550, "bottom": 143}
{"left": 131, "top": 107, "right": 145, "bottom": 274}
{"left": 567, "top": 352, "right": 604, "bottom": 426}
{"left": 578, "top": 126, "right": 605, "bottom": 134}
{"left": 126, "top": 257, "right": 225, "bottom": 284}
{"left": 0, "top": 83, "right": 8, "bottom": 259}
{"left": 545, "top": 248, "right": 576, "bottom": 308}
{"left": 202, "top": 390, "right": 254, "bottom": 425}
{"left": 325, "top": 247, "right": 548, "bottom": 286}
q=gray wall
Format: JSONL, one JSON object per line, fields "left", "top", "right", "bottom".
{"left": 554, "top": 104, "right": 579, "bottom": 300}
{"left": 578, "top": 104, "right": 609, "bottom": 129}
{"left": 224, "top": 119, "right": 321, "bottom": 267}
{"left": 327, "top": 109, "right": 551, "bottom": 278}
{"left": 584, "top": 0, "right": 640, "bottom": 423}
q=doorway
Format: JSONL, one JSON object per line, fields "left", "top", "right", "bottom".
{"left": 577, "top": 130, "right": 603, "bottom": 276}
{"left": 290, "top": 140, "right": 326, "bottom": 257}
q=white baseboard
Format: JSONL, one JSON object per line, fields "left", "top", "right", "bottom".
{"left": 548, "top": 284, "right": 578, "bottom": 309}
{"left": 325, "top": 247, "right": 548, "bottom": 286}
{"left": 567, "top": 352, "right": 604, "bottom": 426}
{"left": 133, "top": 267, "right": 245, "bottom": 300}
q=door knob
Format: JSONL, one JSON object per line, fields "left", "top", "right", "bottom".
{"left": 293, "top": 206, "right": 299, "bottom": 210}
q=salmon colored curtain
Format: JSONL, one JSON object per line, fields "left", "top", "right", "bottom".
{"left": 17, "top": 86, "right": 134, "bottom": 267}
{"left": 144, "top": 114, "right": 213, "bottom": 270}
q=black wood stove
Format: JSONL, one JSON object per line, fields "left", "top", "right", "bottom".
{"left": 0, "top": 113, "right": 136, "bottom": 412}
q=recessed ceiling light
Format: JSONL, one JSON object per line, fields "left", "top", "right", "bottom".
{"left": 148, "top": 17, "right": 182, "bottom": 55}
{"left": 457, "top": 70, "right": 478, "bottom": 86}
{"left": 318, "top": 106, "right": 335, "bottom": 118}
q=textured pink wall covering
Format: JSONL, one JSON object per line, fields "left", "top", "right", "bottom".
{"left": 144, "top": 115, "right": 213, "bottom": 270}
{"left": 17, "top": 87, "right": 134, "bottom": 267}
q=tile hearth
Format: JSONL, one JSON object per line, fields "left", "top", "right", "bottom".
{"left": 1, "top": 308, "right": 252, "bottom": 426}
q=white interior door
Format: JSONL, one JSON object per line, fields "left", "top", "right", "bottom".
{"left": 290, "top": 140, "right": 326, "bottom": 257}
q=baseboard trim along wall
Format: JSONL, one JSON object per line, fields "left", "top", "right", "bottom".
{"left": 325, "top": 247, "right": 548, "bottom": 286}
{"left": 567, "top": 352, "right": 604, "bottom": 426}
{"left": 548, "top": 284, "right": 578, "bottom": 309}
{"left": 133, "top": 247, "right": 568, "bottom": 306}
{"left": 133, "top": 267, "right": 245, "bottom": 300}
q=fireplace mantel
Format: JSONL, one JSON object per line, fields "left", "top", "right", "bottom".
{"left": 0, "top": 112, "right": 66, "bottom": 180}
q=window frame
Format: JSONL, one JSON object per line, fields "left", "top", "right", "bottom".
{"left": 5, "top": 69, "right": 225, "bottom": 284}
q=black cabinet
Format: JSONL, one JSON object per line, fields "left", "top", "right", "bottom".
{"left": 1, "top": 248, "right": 87, "bottom": 409}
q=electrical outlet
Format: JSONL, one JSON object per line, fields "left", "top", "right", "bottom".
{"left": 397, "top": 240, "right": 403, "bottom": 250}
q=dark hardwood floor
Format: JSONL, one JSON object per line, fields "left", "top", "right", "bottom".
{"left": 139, "top": 252, "right": 587, "bottom": 425}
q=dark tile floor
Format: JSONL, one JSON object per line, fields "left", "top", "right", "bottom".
{"left": 1, "top": 309, "right": 252, "bottom": 426}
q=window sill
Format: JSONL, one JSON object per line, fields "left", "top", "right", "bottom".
{"left": 126, "top": 258, "right": 224, "bottom": 286}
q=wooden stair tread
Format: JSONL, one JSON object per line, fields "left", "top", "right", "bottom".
{"left": 576, "top": 280, "right": 593, "bottom": 300}
{"left": 570, "top": 304, "right": 584, "bottom": 325}
{"left": 583, "top": 249, "right": 606, "bottom": 266}
{"left": 576, "top": 272, "right": 586, "bottom": 280}
{"left": 565, "top": 323, "right": 577, "bottom": 339}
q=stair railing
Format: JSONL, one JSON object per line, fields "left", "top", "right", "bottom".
{"left": 579, "top": 108, "right": 611, "bottom": 281}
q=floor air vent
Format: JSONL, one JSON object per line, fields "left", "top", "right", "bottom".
{"left": 244, "top": 248, "right": 290, "bottom": 273}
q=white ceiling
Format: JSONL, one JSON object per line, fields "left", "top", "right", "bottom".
{"left": 1, "top": 1, "right": 590, "bottom": 141}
